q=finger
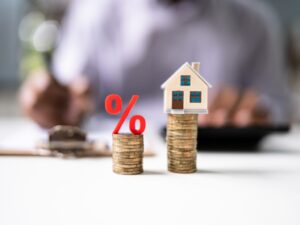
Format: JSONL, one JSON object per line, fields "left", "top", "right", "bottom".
{"left": 63, "top": 102, "right": 84, "bottom": 125}
{"left": 209, "top": 109, "right": 228, "bottom": 127}
{"left": 27, "top": 104, "right": 66, "bottom": 128}
{"left": 69, "top": 76, "right": 90, "bottom": 96}
{"left": 19, "top": 81, "right": 37, "bottom": 113}
{"left": 69, "top": 76, "right": 94, "bottom": 112}
{"left": 29, "top": 72, "right": 50, "bottom": 93}
{"left": 198, "top": 114, "right": 209, "bottom": 126}
{"left": 29, "top": 85, "right": 69, "bottom": 112}
{"left": 27, "top": 71, "right": 65, "bottom": 97}
{"left": 230, "top": 90, "right": 258, "bottom": 127}
{"left": 40, "top": 77, "right": 69, "bottom": 103}
{"left": 19, "top": 84, "right": 69, "bottom": 128}
{"left": 36, "top": 89, "right": 69, "bottom": 110}
{"left": 208, "top": 87, "right": 239, "bottom": 127}
{"left": 252, "top": 107, "right": 270, "bottom": 125}
{"left": 27, "top": 73, "right": 69, "bottom": 108}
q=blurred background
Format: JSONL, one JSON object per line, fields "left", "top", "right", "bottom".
{"left": 0, "top": 0, "right": 69, "bottom": 117}
{"left": 1, "top": 0, "right": 300, "bottom": 121}
{"left": 2, "top": 3, "right": 300, "bottom": 224}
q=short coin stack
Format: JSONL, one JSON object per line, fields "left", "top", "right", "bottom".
{"left": 112, "top": 133, "right": 144, "bottom": 175}
{"left": 167, "top": 114, "right": 198, "bottom": 173}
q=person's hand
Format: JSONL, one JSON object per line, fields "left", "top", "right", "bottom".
{"left": 19, "top": 70, "right": 94, "bottom": 128}
{"left": 198, "top": 87, "right": 270, "bottom": 127}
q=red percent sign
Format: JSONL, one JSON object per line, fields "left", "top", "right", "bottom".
{"left": 105, "top": 94, "right": 146, "bottom": 135}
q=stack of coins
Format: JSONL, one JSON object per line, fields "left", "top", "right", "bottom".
{"left": 167, "top": 114, "right": 198, "bottom": 173}
{"left": 112, "top": 133, "right": 144, "bottom": 175}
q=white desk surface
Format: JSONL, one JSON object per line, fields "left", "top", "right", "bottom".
{"left": 1, "top": 118, "right": 300, "bottom": 225}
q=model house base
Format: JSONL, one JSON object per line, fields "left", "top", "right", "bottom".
{"left": 166, "top": 109, "right": 208, "bottom": 114}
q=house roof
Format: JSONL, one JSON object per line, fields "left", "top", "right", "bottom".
{"left": 161, "top": 62, "right": 212, "bottom": 89}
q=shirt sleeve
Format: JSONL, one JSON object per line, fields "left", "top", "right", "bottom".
{"left": 52, "top": 0, "right": 111, "bottom": 85}
{"left": 238, "top": 1, "right": 290, "bottom": 124}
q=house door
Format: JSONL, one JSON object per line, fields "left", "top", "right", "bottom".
{"left": 172, "top": 91, "right": 184, "bottom": 109}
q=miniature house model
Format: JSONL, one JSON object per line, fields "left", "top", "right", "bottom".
{"left": 161, "top": 62, "right": 212, "bottom": 114}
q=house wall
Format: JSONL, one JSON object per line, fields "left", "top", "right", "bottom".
{"left": 163, "top": 65, "right": 208, "bottom": 113}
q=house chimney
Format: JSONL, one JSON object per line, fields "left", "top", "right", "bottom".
{"left": 191, "top": 62, "right": 200, "bottom": 72}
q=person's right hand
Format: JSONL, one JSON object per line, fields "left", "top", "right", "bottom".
{"left": 198, "top": 86, "right": 270, "bottom": 127}
{"left": 19, "top": 70, "right": 93, "bottom": 128}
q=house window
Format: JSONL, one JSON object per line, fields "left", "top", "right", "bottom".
{"left": 181, "top": 75, "right": 190, "bottom": 86}
{"left": 172, "top": 91, "right": 183, "bottom": 101}
{"left": 190, "top": 91, "right": 201, "bottom": 103}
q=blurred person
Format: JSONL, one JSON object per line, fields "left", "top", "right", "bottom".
{"left": 19, "top": 0, "right": 289, "bottom": 128}
{"left": 287, "top": 23, "right": 300, "bottom": 122}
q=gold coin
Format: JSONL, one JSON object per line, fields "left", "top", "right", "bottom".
{"left": 168, "top": 153, "right": 196, "bottom": 158}
{"left": 113, "top": 154, "right": 143, "bottom": 158}
{"left": 168, "top": 158, "right": 196, "bottom": 163}
{"left": 113, "top": 164, "right": 142, "bottom": 169}
{"left": 168, "top": 166, "right": 196, "bottom": 172}
{"left": 166, "top": 114, "right": 198, "bottom": 173}
{"left": 168, "top": 150, "right": 196, "bottom": 154}
{"left": 168, "top": 168, "right": 196, "bottom": 174}
{"left": 113, "top": 158, "right": 143, "bottom": 163}
{"left": 113, "top": 167, "right": 143, "bottom": 171}
{"left": 112, "top": 133, "right": 144, "bottom": 175}
{"left": 168, "top": 162, "right": 197, "bottom": 168}
{"left": 113, "top": 169, "right": 143, "bottom": 175}
{"left": 113, "top": 167, "right": 143, "bottom": 173}
{"left": 113, "top": 153, "right": 143, "bottom": 158}
{"left": 168, "top": 162, "right": 196, "bottom": 167}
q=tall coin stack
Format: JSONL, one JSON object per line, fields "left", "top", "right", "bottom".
{"left": 167, "top": 114, "right": 198, "bottom": 173}
{"left": 112, "top": 133, "right": 144, "bottom": 175}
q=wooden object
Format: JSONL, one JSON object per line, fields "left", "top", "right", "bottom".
{"left": 0, "top": 125, "right": 155, "bottom": 158}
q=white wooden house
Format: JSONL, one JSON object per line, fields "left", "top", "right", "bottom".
{"left": 161, "top": 62, "right": 212, "bottom": 114}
